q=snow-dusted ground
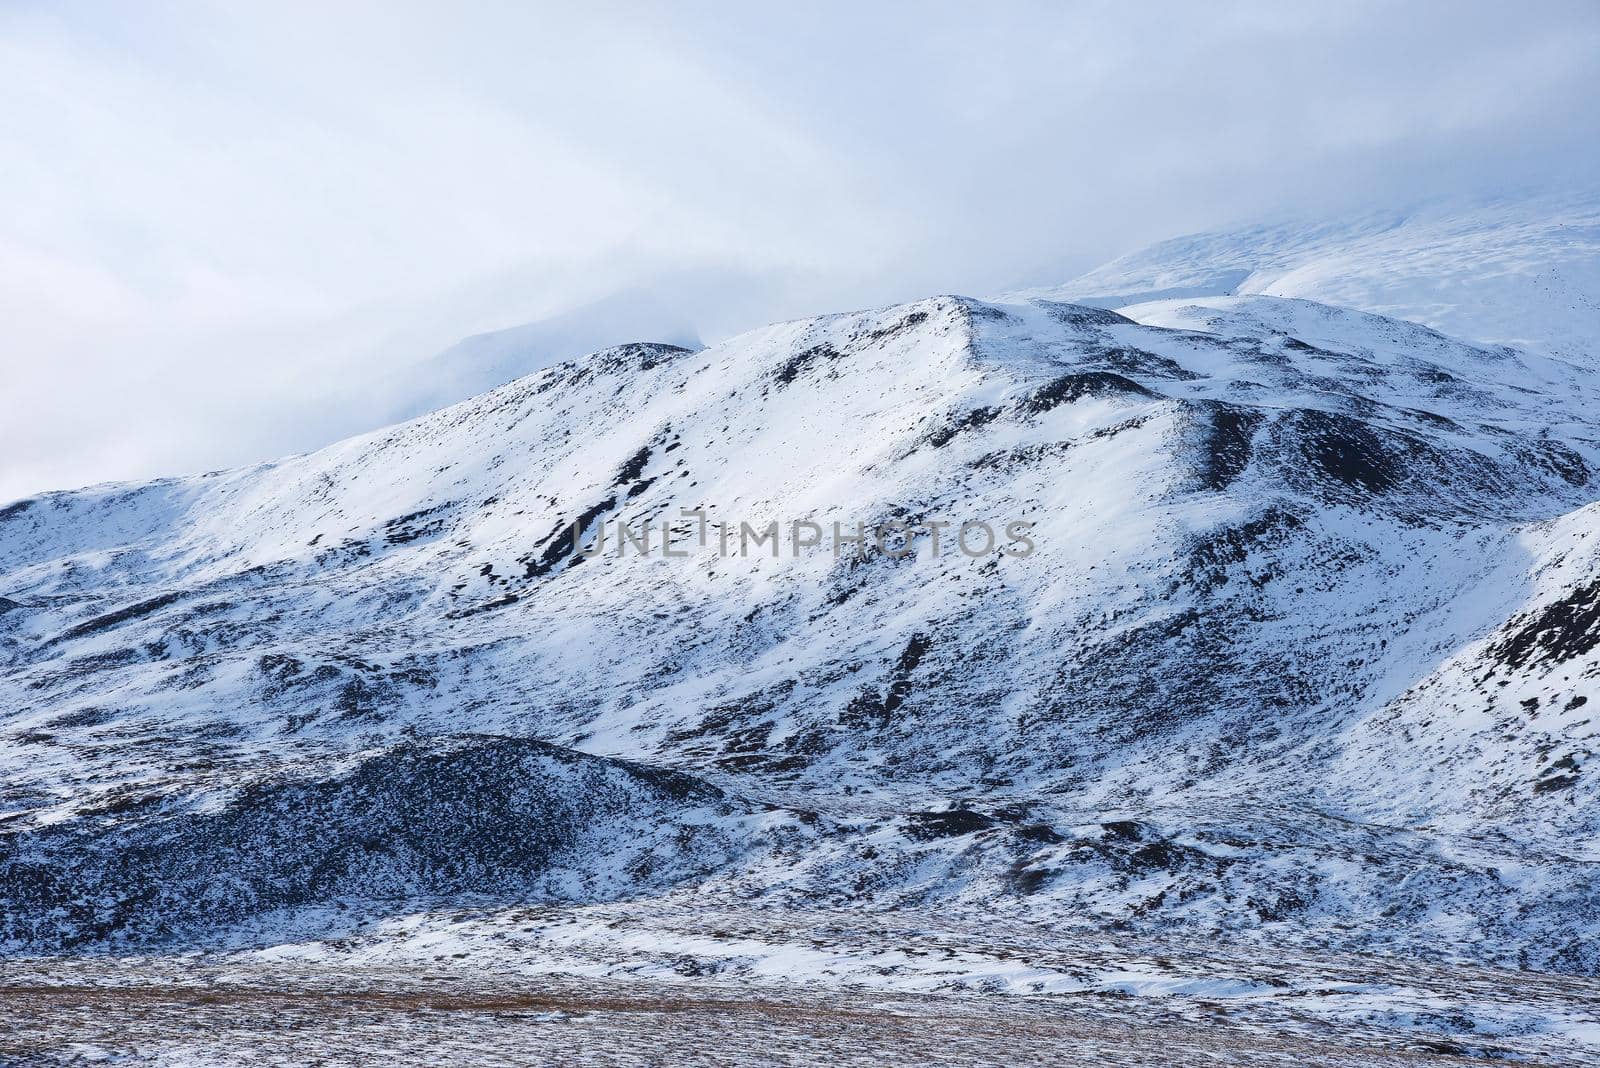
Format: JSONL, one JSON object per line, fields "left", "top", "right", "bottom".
{"left": 5, "top": 217, "right": 1600, "bottom": 1060}
{"left": 6, "top": 925, "right": 1599, "bottom": 1067}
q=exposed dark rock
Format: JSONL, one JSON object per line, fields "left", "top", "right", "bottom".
{"left": 0, "top": 736, "right": 738, "bottom": 948}
{"left": 905, "top": 809, "right": 1000, "bottom": 839}
{"left": 773, "top": 344, "right": 843, "bottom": 387}
{"left": 1490, "top": 578, "right": 1600, "bottom": 671}
{"left": 1019, "top": 372, "right": 1158, "bottom": 415}
{"left": 1193, "top": 402, "right": 1264, "bottom": 490}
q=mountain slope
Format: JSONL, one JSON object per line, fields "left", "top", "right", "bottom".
{"left": 1010, "top": 191, "right": 1600, "bottom": 363}
{"left": 2, "top": 292, "right": 1599, "bottom": 976}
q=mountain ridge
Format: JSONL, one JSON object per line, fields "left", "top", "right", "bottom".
{"left": 2, "top": 288, "right": 1598, "bottom": 986}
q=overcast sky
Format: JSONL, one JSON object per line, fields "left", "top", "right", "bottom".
{"left": 4, "top": 1, "right": 1599, "bottom": 502}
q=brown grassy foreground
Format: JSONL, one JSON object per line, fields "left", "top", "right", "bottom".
{"left": 0, "top": 968, "right": 1546, "bottom": 1067}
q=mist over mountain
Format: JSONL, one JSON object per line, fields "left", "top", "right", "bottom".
{"left": 382, "top": 288, "right": 705, "bottom": 423}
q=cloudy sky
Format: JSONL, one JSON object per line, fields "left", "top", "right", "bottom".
{"left": 4, "top": 1, "right": 1599, "bottom": 502}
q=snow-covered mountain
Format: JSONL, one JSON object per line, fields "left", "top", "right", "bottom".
{"left": 381, "top": 287, "right": 704, "bottom": 423}
{"left": 4, "top": 273, "right": 1599, "bottom": 996}
{"left": 1010, "top": 191, "right": 1600, "bottom": 364}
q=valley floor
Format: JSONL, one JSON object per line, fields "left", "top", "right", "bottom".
{"left": 2, "top": 905, "right": 1596, "bottom": 1066}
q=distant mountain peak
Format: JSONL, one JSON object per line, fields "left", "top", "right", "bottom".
{"left": 1008, "top": 189, "right": 1600, "bottom": 364}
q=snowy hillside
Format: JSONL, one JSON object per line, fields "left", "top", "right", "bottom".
{"left": 1011, "top": 191, "right": 1600, "bottom": 363}
{"left": 3, "top": 283, "right": 1600, "bottom": 1057}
